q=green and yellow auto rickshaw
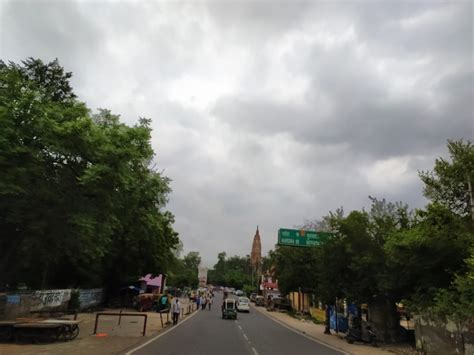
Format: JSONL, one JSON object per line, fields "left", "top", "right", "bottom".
{"left": 222, "top": 298, "right": 237, "bottom": 319}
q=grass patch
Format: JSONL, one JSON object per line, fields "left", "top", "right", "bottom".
{"left": 288, "top": 310, "right": 320, "bottom": 323}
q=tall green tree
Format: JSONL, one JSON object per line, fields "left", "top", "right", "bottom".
{"left": 183, "top": 251, "right": 201, "bottom": 271}
{"left": 0, "top": 58, "right": 179, "bottom": 290}
{"left": 419, "top": 139, "right": 474, "bottom": 222}
{"left": 167, "top": 251, "right": 201, "bottom": 289}
{"left": 316, "top": 201, "right": 413, "bottom": 342}
{"left": 398, "top": 139, "right": 474, "bottom": 322}
{"left": 431, "top": 251, "right": 474, "bottom": 322}
{"left": 273, "top": 246, "right": 318, "bottom": 295}
{"left": 208, "top": 252, "right": 252, "bottom": 289}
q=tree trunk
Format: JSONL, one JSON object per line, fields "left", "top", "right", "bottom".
{"left": 368, "top": 297, "right": 404, "bottom": 343}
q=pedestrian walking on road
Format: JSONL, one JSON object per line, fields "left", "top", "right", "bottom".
{"left": 172, "top": 298, "right": 181, "bottom": 325}
{"left": 208, "top": 296, "right": 213, "bottom": 311}
{"left": 201, "top": 295, "right": 206, "bottom": 310}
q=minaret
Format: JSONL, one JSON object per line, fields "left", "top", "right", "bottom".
{"left": 250, "top": 226, "right": 262, "bottom": 275}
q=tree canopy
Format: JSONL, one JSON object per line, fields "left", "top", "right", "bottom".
{"left": 207, "top": 252, "right": 254, "bottom": 290}
{"left": 0, "top": 58, "right": 179, "bottom": 290}
{"left": 271, "top": 139, "right": 473, "bottom": 341}
{"left": 167, "top": 251, "right": 201, "bottom": 289}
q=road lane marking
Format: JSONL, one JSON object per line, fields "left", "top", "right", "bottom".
{"left": 253, "top": 307, "right": 349, "bottom": 355}
{"left": 234, "top": 316, "right": 258, "bottom": 355}
{"left": 124, "top": 308, "right": 200, "bottom": 354}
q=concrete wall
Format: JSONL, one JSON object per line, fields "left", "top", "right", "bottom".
{"left": 414, "top": 314, "right": 474, "bottom": 355}
{"left": 78, "top": 288, "right": 104, "bottom": 310}
{"left": 288, "top": 291, "right": 311, "bottom": 313}
{"left": 0, "top": 289, "right": 70, "bottom": 319}
{"left": 0, "top": 288, "right": 104, "bottom": 319}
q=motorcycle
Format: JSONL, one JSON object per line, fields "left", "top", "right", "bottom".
{"left": 345, "top": 318, "right": 377, "bottom": 346}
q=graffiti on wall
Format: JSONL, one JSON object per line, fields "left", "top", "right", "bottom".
{"left": 34, "top": 289, "right": 71, "bottom": 308}
{"left": 78, "top": 289, "right": 103, "bottom": 309}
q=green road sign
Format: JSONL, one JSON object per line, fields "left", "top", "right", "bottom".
{"left": 277, "top": 228, "right": 333, "bottom": 247}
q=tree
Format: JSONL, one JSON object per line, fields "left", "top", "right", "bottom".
{"left": 183, "top": 251, "right": 201, "bottom": 271}
{"left": 0, "top": 58, "right": 179, "bottom": 290}
{"left": 273, "top": 246, "right": 318, "bottom": 295}
{"left": 208, "top": 252, "right": 227, "bottom": 286}
{"left": 276, "top": 199, "right": 415, "bottom": 342}
{"left": 419, "top": 139, "right": 474, "bottom": 223}
{"left": 207, "top": 252, "right": 252, "bottom": 289}
{"left": 167, "top": 251, "right": 201, "bottom": 289}
{"left": 386, "top": 204, "right": 471, "bottom": 300}
{"left": 431, "top": 251, "right": 474, "bottom": 323}
{"left": 315, "top": 203, "right": 411, "bottom": 342}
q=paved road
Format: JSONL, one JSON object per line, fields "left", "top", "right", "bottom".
{"left": 131, "top": 293, "right": 343, "bottom": 355}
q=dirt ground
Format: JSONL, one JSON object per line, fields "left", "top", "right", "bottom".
{"left": 0, "top": 300, "right": 196, "bottom": 355}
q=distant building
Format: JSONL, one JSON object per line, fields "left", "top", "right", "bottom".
{"left": 260, "top": 275, "right": 278, "bottom": 291}
{"left": 139, "top": 274, "right": 165, "bottom": 294}
{"left": 198, "top": 267, "right": 208, "bottom": 287}
{"left": 251, "top": 226, "right": 262, "bottom": 276}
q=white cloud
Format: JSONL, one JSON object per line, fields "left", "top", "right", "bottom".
{"left": 363, "top": 157, "right": 415, "bottom": 193}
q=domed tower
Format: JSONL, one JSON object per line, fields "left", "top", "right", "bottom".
{"left": 250, "top": 226, "right": 262, "bottom": 275}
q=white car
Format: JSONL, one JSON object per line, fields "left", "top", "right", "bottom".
{"left": 237, "top": 297, "right": 250, "bottom": 312}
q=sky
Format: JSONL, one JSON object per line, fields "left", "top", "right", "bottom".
{"left": 1, "top": 0, "right": 472, "bottom": 267}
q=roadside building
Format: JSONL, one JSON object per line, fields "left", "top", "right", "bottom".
{"left": 139, "top": 274, "right": 165, "bottom": 294}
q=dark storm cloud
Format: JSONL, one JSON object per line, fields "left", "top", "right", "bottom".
{"left": 206, "top": 2, "right": 312, "bottom": 37}
{"left": 353, "top": 2, "right": 472, "bottom": 59}
{"left": 213, "top": 1, "right": 473, "bottom": 160}
{"left": 1, "top": 1, "right": 471, "bottom": 265}
{"left": 0, "top": 1, "right": 100, "bottom": 73}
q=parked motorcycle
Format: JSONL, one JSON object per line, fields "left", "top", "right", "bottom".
{"left": 345, "top": 318, "right": 377, "bottom": 347}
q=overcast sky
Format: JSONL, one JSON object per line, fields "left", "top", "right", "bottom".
{"left": 1, "top": 0, "right": 472, "bottom": 267}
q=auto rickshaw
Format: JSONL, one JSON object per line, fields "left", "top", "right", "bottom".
{"left": 222, "top": 298, "right": 237, "bottom": 319}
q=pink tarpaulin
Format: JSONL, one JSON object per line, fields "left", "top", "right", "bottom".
{"left": 139, "top": 274, "right": 162, "bottom": 287}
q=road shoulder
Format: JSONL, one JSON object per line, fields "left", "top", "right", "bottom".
{"left": 123, "top": 305, "right": 200, "bottom": 355}
{"left": 252, "top": 305, "right": 393, "bottom": 355}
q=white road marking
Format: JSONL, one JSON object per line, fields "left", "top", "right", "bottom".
{"left": 124, "top": 308, "right": 200, "bottom": 354}
{"left": 243, "top": 333, "right": 249, "bottom": 341}
{"left": 252, "top": 346, "right": 259, "bottom": 355}
{"left": 238, "top": 325, "right": 242, "bottom": 330}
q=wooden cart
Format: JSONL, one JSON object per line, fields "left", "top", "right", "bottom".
{"left": 0, "top": 319, "right": 80, "bottom": 343}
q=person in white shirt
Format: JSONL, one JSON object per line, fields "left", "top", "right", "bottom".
{"left": 172, "top": 298, "right": 181, "bottom": 325}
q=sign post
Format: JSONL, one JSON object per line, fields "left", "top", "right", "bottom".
{"left": 277, "top": 228, "right": 333, "bottom": 247}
